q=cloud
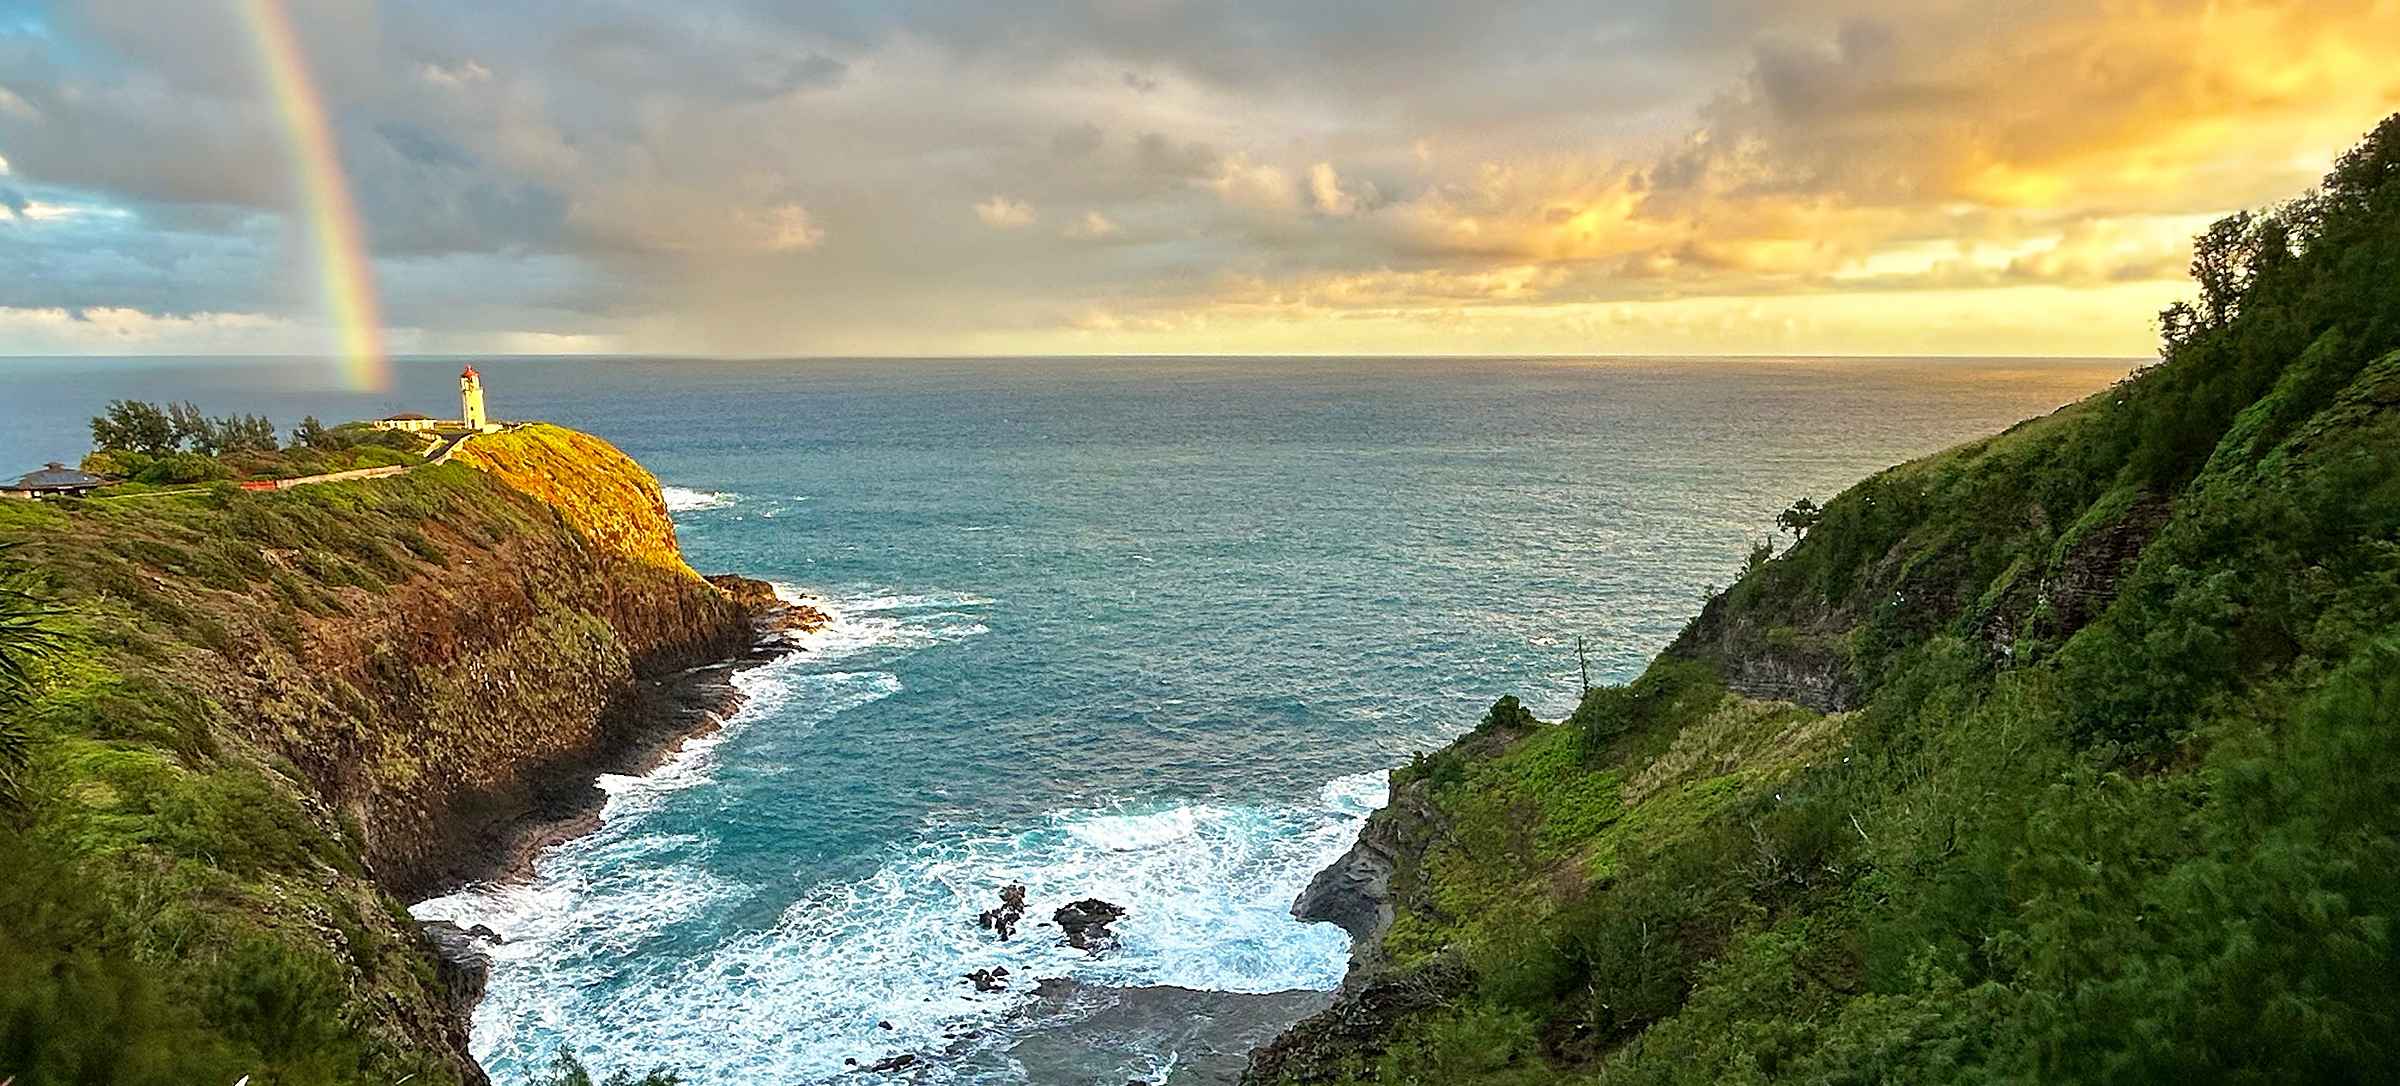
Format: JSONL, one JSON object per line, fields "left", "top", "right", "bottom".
{"left": 0, "top": 305, "right": 297, "bottom": 351}
{"left": 1065, "top": 210, "right": 1120, "bottom": 239}
{"left": 1205, "top": 153, "right": 1299, "bottom": 212}
{"left": 417, "top": 58, "right": 493, "bottom": 88}
{"left": 2, "top": 0, "right": 2395, "bottom": 357}
{"left": 974, "top": 195, "right": 1036, "bottom": 229}
{"left": 1307, "top": 163, "right": 1359, "bottom": 216}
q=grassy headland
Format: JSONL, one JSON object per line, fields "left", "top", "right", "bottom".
{"left": 0, "top": 424, "right": 752, "bottom": 1085}
{"left": 1249, "top": 113, "right": 2400, "bottom": 1084}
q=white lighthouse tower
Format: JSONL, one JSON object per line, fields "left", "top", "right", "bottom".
{"left": 460, "top": 365, "right": 489, "bottom": 431}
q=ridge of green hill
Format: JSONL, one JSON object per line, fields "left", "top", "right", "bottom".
{"left": 1249, "top": 113, "right": 2400, "bottom": 1085}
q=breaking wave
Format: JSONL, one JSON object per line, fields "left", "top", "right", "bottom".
{"left": 413, "top": 581, "right": 1390, "bottom": 1084}
{"left": 428, "top": 774, "right": 1384, "bottom": 1085}
{"left": 662, "top": 485, "right": 736, "bottom": 512}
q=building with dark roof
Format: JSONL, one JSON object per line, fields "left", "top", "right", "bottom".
{"left": 372, "top": 412, "right": 442, "bottom": 433}
{"left": 5, "top": 462, "right": 108, "bottom": 499}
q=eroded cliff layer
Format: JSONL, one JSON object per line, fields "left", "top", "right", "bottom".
{"left": 0, "top": 424, "right": 761, "bottom": 1086}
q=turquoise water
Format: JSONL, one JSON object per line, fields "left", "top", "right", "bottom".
{"left": 1, "top": 355, "right": 2130, "bottom": 1083}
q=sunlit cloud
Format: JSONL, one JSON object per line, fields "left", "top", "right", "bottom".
{"left": 3, "top": 0, "right": 2396, "bottom": 357}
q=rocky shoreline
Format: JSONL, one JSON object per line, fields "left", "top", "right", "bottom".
{"left": 1241, "top": 760, "right": 1464, "bottom": 1084}
{"left": 414, "top": 574, "right": 828, "bottom": 1075}
{"left": 409, "top": 575, "right": 827, "bottom": 896}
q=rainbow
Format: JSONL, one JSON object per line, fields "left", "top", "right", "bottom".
{"left": 241, "top": 0, "right": 389, "bottom": 391}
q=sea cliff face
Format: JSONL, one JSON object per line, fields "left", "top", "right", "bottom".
{"left": 0, "top": 424, "right": 774, "bottom": 1086}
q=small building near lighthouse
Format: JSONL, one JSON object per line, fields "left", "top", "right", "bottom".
{"left": 374, "top": 412, "right": 440, "bottom": 433}
{"left": 367, "top": 365, "right": 505, "bottom": 434}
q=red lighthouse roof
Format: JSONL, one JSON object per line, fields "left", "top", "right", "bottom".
{"left": 461, "top": 365, "right": 480, "bottom": 379}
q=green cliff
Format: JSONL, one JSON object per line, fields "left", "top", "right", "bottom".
{"left": 1251, "top": 114, "right": 2400, "bottom": 1084}
{"left": 0, "top": 425, "right": 756, "bottom": 1085}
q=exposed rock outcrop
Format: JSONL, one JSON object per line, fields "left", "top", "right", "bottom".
{"left": 1290, "top": 777, "right": 1447, "bottom": 980}
{"left": 2033, "top": 493, "right": 2172, "bottom": 640}
{"left": 1666, "top": 590, "right": 1859, "bottom": 712}
{"left": 978, "top": 883, "right": 1030, "bottom": 940}
{"left": 1055, "top": 898, "right": 1129, "bottom": 953}
{"left": 1241, "top": 959, "right": 1474, "bottom": 1085}
{"left": 708, "top": 573, "right": 833, "bottom": 641}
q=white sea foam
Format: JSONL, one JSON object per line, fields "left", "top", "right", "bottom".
{"left": 413, "top": 582, "right": 1382, "bottom": 1084}
{"left": 1063, "top": 805, "right": 1207, "bottom": 851}
{"left": 422, "top": 770, "right": 1390, "bottom": 1085}
{"left": 662, "top": 485, "right": 736, "bottom": 512}
{"left": 842, "top": 590, "right": 998, "bottom": 613}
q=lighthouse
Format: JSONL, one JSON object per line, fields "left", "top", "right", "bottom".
{"left": 460, "top": 365, "right": 488, "bottom": 431}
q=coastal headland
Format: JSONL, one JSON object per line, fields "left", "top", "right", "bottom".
{"left": 0, "top": 422, "right": 820, "bottom": 1085}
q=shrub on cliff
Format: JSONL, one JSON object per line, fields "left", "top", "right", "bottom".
{"left": 134, "top": 451, "right": 234, "bottom": 485}
{"left": 1477, "top": 695, "right": 1538, "bottom": 734}
{"left": 1570, "top": 657, "right": 1719, "bottom": 763}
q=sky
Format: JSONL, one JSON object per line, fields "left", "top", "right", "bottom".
{"left": 2, "top": 0, "right": 2396, "bottom": 360}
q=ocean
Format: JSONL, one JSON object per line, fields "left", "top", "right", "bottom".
{"left": 0, "top": 355, "right": 2132, "bottom": 1083}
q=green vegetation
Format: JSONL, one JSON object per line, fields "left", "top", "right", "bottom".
{"left": 82, "top": 399, "right": 427, "bottom": 486}
{"left": 1260, "top": 113, "right": 2400, "bottom": 1084}
{"left": 533, "top": 1046, "right": 681, "bottom": 1086}
{"left": 0, "top": 545, "right": 65, "bottom": 810}
{"left": 0, "top": 425, "right": 748, "bottom": 1084}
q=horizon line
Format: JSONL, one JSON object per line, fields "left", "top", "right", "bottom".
{"left": 0, "top": 350, "right": 2160, "bottom": 363}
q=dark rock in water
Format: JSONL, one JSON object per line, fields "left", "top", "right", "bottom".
{"left": 978, "top": 882, "right": 1028, "bottom": 940}
{"left": 865, "top": 1052, "right": 918, "bottom": 1073}
{"left": 966, "top": 967, "right": 1010, "bottom": 993}
{"left": 1054, "top": 898, "right": 1128, "bottom": 953}
{"left": 465, "top": 922, "right": 505, "bottom": 945}
{"left": 706, "top": 574, "right": 832, "bottom": 641}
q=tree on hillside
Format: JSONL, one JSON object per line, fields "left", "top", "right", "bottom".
{"left": 1776, "top": 498, "right": 1823, "bottom": 542}
{"left": 166, "top": 401, "right": 209, "bottom": 452}
{"left": 212, "top": 413, "right": 280, "bottom": 454}
{"left": 88, "top": 399, "right": 178, "bottom": 456}
{"left": 291, "top": 416, "right": 331, "bottom": 450}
